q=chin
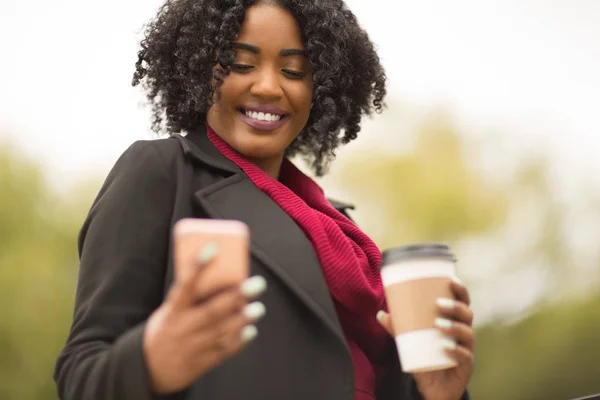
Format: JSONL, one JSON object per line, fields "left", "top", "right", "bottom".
{"left": 233, "top": 132, "right": 291, "bottom": 160}
{"left": 238, "top": 144, "right": 282, "bottom": 160}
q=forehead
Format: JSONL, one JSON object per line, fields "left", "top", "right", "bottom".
{"left": 236, "top": 5, "right": 304, "bottom": 49}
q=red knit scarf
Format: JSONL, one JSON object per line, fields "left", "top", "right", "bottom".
{"left": 206, "top": 124, "right": 390, "bottom": 399}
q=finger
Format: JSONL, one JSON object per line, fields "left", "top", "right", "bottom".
{"left": 239, "top": 275, "right": 268, "bottom": 300}
{"left": 206, "top": 324, "right": 258, "bottom": 366}
{"left": 184, "top": 287, "right": 246, "bottom": 332}
{"left": 376, "top": 311, "right": 395, "bottom": 336}
{"left": 229, "top": 324, "right": 258, "bottom": 352}
{"left": 440, "top": 341, "right": 475, "bottom": 366}
{"left": 450, "top": 276, "right": 471, "bottom": 306}
{"left": 193, "top": 314, "right": 259, "bottom": 367}
{"left": 434, "top": 318, "right": 475, "bottom": 349}
{"left": 436, "top": 298, "right": 474, "bottom": 325}
{"left": 241, "top": 301, "right": 267, "bottom": 324}
{"left": 168, "top": 242, "right": 219, "bottom": 310}
{"left": 207, "top": 313, "right": 259, "bottom": 354}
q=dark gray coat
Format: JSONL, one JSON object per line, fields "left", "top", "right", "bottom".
{"left": 54, "top": 125, "right": 469, "bottom": 400}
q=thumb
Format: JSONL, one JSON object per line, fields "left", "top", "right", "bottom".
{"left": 376, "top": 310, "right": 394, "bottom": 337}
{"left": 168, "top": 242, "right": 219, "bottom": 310}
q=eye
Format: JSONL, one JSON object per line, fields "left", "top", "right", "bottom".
{"left": 282, "top": 69, "right": 306, "bottom": 79}
{"left": 231, "top": 64, "right": 254, "bottom": 73}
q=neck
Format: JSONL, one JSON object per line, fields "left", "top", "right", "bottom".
{"left": 248, "top": 154, "right": 284, "bottom": 180}
{"left": 203, "top": 121, "right": 284, "bottom": 180}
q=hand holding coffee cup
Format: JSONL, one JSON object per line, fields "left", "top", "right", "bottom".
{"left": 376, "top": 243, "right": 474, "bottom": 400}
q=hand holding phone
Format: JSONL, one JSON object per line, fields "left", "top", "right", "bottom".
{"left": 173, "top": 218, "right": 250, "bottom": 299}
{"left": 143, "top": 218, "right": 266, "bottom": 395}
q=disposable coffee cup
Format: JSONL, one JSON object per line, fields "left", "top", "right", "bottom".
{"left": 380, "top": 243, "right": 458, "bottom": 373}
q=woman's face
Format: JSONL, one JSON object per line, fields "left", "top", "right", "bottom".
{"left": 206, "top": 4, "right": 313, "bottom": 174}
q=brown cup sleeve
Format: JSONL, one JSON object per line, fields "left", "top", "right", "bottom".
{"left": 384, "top": 277, "right": 453, "bottom": 335}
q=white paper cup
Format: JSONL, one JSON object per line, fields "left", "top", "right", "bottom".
{"left": 380, "top": 244, "right": 459, "bottom": 373}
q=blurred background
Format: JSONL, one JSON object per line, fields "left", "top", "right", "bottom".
{"left": 1, "top": 0, "right": 599, "bottom": 399}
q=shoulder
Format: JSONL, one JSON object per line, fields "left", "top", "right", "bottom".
{"left": 95, "top": 137, "right": 187, "bottom": 202}
{"left": 81, "top": 139, "right": 184, "bottom": 244}
{"left": 116, "top": 136, "right": 182, "bottom": 169}
{"left": 105, "top": 136, "right": 186, "bottom": 181}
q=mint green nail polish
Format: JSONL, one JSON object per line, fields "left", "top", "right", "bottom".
{"left": 376, "top": 310, "right": 386, "bottom": 323}
{"left": 435, "top": 318, "right": 453, "bottom": 329}
{"left": 197, "top": 242, "right": 219, "bottom": 264}
{"left": 241, "top": 325, "right": 258, "bottom": 342}
{"left": 436, "top": 298, "right": 456, "bottom": 309}
{"left": 452, "top": 276, "right": 465, "bottom": 287}
{"left": 240, "top": 276, "right": 267, "bottom": 299}
{"left": 244, "top": 302, "right": 266, "bottom": 321}
{"left": 440, "top": 338, "right": 457, "bottom": 350}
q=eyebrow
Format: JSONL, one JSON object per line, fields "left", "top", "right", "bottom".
{"left": 232, "top": 42, "right": 306, "bottom": 57}
{"left": 280, "top": 48, "right": 306, "bottom": 57}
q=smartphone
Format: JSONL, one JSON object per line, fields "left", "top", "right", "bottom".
{"left": 173, "top": 218, "right": 250, "bottom": 299}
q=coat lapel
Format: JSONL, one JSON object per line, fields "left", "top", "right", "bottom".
{"left": 176, "top": 127, "right": 347, "bottom": 346}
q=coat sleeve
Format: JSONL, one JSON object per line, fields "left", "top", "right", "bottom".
{"left": 54, "top": 140, "right": 178, "bottom": 400}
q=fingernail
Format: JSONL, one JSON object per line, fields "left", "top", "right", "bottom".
{"left": 244, "top": 301, "right": 266, "bottom": 321}
{"left": 436, "top": 298, "right": 456, "bottom": 309}
{"left": 435, "top": 318, "right": 453, "bottom": 329}
{"left": 440, "top": 338, "right": 457, "bottom": 350}
{"left": 197, "top": 242, "right": 219, "bottom": 264}
{"left": 240, "top": 276, "right": 267, "bottom": 299}
{"left": 376, "top": 310, "right": 386, "bottom": 324}
{"left": 452, "top": 276, "right": 465, "bottom": 287}
{"left": 241, "top": 325, "right": 258, "bottom": 342}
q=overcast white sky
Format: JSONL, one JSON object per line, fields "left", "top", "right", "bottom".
{"left": 1, "top": 0, "right": 599, "bottom": 191}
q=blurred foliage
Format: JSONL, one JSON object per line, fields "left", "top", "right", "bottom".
{"left": 1, "top": 109, "right": 599, "bottom": 400}
{"left": 326, "top": 111, "right": 509, "bottom": 248}
{"left": 0, "top": 140, "right": 94, "bottom": 400}
{"left": 471, "top": 292, "right": 600, "bottom": 399}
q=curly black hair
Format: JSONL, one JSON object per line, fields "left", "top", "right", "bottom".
{"left": 133, "top": 0, "right": 386, "bottom": 176}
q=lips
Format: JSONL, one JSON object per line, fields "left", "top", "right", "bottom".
{"left": 241, "top": 104, "right": 288, "bottom": 115}
{"left": 237, "top": 104, "right": 290, "bottom": 132}
{"left": 237, "top": 110, "right": 289, "bottom": 132}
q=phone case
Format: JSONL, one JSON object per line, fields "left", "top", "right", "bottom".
{"left": 173, "top": 218, "right": 250, "bottom": 299}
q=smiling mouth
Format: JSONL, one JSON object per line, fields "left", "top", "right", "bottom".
{"left": 237, "top": 107, "right": 288, "bottom": 122}
{"left": 236, "top": 108, "right": 290, "bottom": 132}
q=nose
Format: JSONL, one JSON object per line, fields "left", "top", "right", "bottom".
{"left": 249, "top": 67, "right": 284, "bottom": 101}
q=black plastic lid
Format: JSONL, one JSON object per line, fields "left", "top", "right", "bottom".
{"left": 381, "top": 243, "right": 456, "bottom": 268}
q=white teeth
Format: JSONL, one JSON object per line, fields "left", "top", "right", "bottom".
{"left": 244, "top": 110, "right": 282, "bottom": 122}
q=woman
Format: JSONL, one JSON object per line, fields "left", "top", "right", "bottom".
{"left": 54, "top": 1, "right": 474, "bottom": 399}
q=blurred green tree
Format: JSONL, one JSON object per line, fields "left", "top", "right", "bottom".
{"left": 471, "top": 292, "right": 600, "bottom": 399}
{"left": 325, "top": 110, "right": 509, "bottom": 248}
{"left": 0, "top": 140, "right": 94, "bottom": 400}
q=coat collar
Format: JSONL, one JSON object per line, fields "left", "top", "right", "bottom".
{"left": 175, "top": 125, "right": 240, "bottom": 175}
{"left": 176, "top": 125, "right": 355, "bottom": 213}
{"left": 173, "top": 125, "right": 353, "bottom": 349}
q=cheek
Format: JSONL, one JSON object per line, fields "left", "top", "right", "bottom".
{"left": 290, "top": 84, "right": 313, "bottom": 117}
{"left": 218, "top": 76, "right": 246, "bottom": 109}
